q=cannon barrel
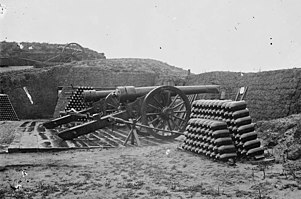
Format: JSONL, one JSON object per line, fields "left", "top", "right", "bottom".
{"left": 83, "top": 85, "right": 219, "bottom": 102}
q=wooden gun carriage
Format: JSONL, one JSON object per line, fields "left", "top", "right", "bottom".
{"left": 43, "top": 85, "right": 219, "bottom": 141}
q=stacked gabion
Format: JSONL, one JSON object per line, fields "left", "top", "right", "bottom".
{"left": 188, "top": 100, "right": 264, "bottom": 160}
{"left": 182, "top": 118, "right": 237, "bottom": 161}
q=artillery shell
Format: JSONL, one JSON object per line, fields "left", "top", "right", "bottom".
{"left": 239, "top": 131, "right": 257, "bottom": 142}
{"left": 227, "top": 101, "right": 247, "bottom": 111}
{"left": 232, "top": 109, "right": 250, "bottom": 119}
{"left": 243, "top": 139, "right": 261, "bottom": 150}
{"left": 218, "top": 145, "right": 237, "bottom": 154}
{"left": 212, "top": 129, "right": 230, "bottom": 138}
{"left": 237, "top": 123, "right": 256, "bottom": 135}
{"left": 214, "top": 137, "right": 233, "bottom": 146}
{"left": 234, "top": 116, "right": 252, "bottom": 126}
{"left": 246, "top": 147, "right": 264, "bottom": 156}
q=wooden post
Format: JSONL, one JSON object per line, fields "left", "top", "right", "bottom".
{"left": 123, "top": 119, "right": 141, "bottom": 146}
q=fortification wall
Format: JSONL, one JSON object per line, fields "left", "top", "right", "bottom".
{"left": 187, "top": 69, "right": 301, "bottom": 120}
{"left": 0, "top": 68, "right": 58, "bottom": 119}
{"left": 53, "top": 66, "right": 156, "bottom": 87}
{"left": 0, "top": 65, "right": 157, "bottom": 119}
{"left": 2, "top": 62, "right": 301, "bottom": 121}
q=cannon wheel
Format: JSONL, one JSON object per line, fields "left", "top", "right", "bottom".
{"left": 104, "top": 92, "right": 120, "bottom": 115}
{"left": 61, "top": 42, "right": 86, "bottom": 62}
{"left": 141, "top": 86, "right": 191, "bottom": 140}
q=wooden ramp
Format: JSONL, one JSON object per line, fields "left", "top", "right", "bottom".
{"left": 8, "top": 120, "right": 177, "bottom": 153}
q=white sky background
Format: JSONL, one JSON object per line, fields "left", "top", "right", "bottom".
{"left": 0, "top": 0, "right": 301, "bottom": 74}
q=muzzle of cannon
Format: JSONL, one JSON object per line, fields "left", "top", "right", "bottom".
{"left": 43, "top": 85, "right": 220, "bottom": 140}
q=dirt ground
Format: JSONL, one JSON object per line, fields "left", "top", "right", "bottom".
{"left": 0, "top": 121, "right": 24, "bottom": 153}
{"left": 1, "top": 121, "right": 301, "bottom": 199}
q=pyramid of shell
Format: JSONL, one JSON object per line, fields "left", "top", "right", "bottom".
{"left": 182, "top": 99, "right": 264, "bottom": 161}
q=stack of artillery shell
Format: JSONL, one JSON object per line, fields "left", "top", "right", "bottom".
{"left": 0, "top": 94, "right": 19, "bottom": 121}
{"left": 182, "top": 118, "right": 237, "bottom": 161}
{"left": 189, "top": 100, "right": 264, "bottom": 160}
{"left": 64, "top": 86, "right": 94, "bottom": 122}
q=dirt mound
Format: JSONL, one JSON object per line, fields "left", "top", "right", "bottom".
{"left": 256, "top": 114, "right": 301, "bottom": 161}
{"left": 62, "top": 58, "right": 189, "bottom": 77}
{"left": 0, "top": 41, "right": 106, "bottom": 67}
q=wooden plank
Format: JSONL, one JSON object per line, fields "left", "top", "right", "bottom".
{"left": 98, "top": 129, "right": 126, "bottom": 146}
{"left": 65, "top": 140, "right": 77, "bottom": 148}
{"left": 7, "top": 129, "right": 23, "bottom": 153}
{"left": 35, "top": 122, "right": 52, "bottom": 149}
{"left": 73, "top": 139, "right": 89, "bottom": 147}
{"left": 115, "top": 128, "right": 173, "bottom": 145}
{"left": 88, "top": 133, "right": 115, "bottom": 147}
{"left": 103, "top": 128, "right": 128, "bottom": 139}
{"left": 93, "top": 130, "right": 120, "bottom": 147}
{"left": 77, "top": 135, "right": 100, "bottom": 147}
{"left": 113, "top": 128, "right": 131, "bottom": 136}
{"left": 35, "top": 123, "right": 59, "bottom": 149}
{"left": 18, "top": 130, "right": 39, "bottom": 152}
{"left": 8, "top": 119, "right": 178, "bottom": 153}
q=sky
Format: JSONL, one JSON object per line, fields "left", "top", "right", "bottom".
{"left": 1, "top": 0, "right": 301, "bottom": 74}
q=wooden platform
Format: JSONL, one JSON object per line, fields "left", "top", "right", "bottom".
{"left": 8, "top": 120, "right": 177, "bottom": 153}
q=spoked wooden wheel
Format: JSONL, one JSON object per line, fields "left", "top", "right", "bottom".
{"left": 104, "top": 93, "right": 120, "bottom": 115}
{"left": 141, "top": 86, "right": 191, "bottom": 140}
{"left": 61, "top": 42, "right": 86, "bottom": 62}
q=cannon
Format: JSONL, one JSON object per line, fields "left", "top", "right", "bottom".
{"left": 43, "top": 85, "right": 220, "bottom": 140}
